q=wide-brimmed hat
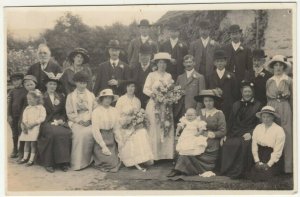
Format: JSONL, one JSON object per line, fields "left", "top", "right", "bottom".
{"left": 266, "top": 55, "right": 292, "bottom": 70}
{"left": 252, "top": 49, "right": 267, "bottom": 59}
{"left": 97, "top": 89, "right": 119, "bottom": 102}
{"left": 194, "top": 89, "right": 222, "bottom": 102}
{"left": 10, "top": 72, "right": 24, "bottom": 80}
{"left": 139, "top": 43, "right": 153, "bottom": 55}
{"left": 166, "top": 22, "right": 180, "bottom": 31}
{"left": 199, "top": 20, "right": 210, "bottom": 30}
{"left": 43, "top": 71, "right": 63, "bottom": 84}
{"left": 73, "top": 71, "right": 90, "bottom": 82}
{"left": 23, "top": 75, "right": 37, "bottom": 84}
{"left": 106, "top": 40, "right": 123, "bottom": 50}
{"left": 229, "top": 24, "right": 242, "bottom": 34}
{"left": 68, "top": 48, "right": 90, "bottom": 64}
{"left": 138, "top": 19, "right": 151, "bottom": 27}
{"left": 152, "top": 52, "right": 172, "bottom": 62}
{"left": 214, "top": 49, "right": 227, "bottom": 60}
{"left": 256, "top": 106, "right": 280, "bottom": 119}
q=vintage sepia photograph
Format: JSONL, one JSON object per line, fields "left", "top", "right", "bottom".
{"left": 4, "top": 2, "right": 297, "bottom": 195}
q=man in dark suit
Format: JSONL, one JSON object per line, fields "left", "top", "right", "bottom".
{"left": 245, "top": 49, "right": 272, "bottom": 106}
{"left": 93, "top": 40, "right": 131, "bottom": 96}
{"left": 207, "top": 49, "right": 239, "bottom": 121}
{"left": 223, "top": 24, "right": 253, "bottom": 84}
{"left": 127, "top": 19, "right": 158, "bottom": 68}
{"left": 132, "top": 44, "right": 156, "bottom": 109}
{"left": 189, "top": 21, "right": 218, "bottom": 78}
{"left": 174, "top": 55, "right": 206, "bottom": 124}
{"left": 27, "top": 44, "right": 62, "bottom": 92}
{"left": 159, "top": 22, "right": 188, "bottom": 80}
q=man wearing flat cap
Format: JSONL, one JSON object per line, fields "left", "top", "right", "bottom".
{"left": 159, "top": 22, "right": 188, "bottom": 80}
{"left": 93, "top": 40, "right": 131, "bottom": 96}
{"left": 223, "top": 24, "right": 253, "bottom": 85}
{"left": 27, "top": 44, "right": 62, "bottom": 92}
{"left": 189, "top": 20, "right": 218, "bottom": 78}
{"left": 245, "top": 49, "right": 272, "bottom": 106}
{"left": 127, "top": 19, "right": 158, "bottom": 68}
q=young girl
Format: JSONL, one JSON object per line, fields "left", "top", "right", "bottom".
{"left": 175, "top": 108, "right": 208, "bottom": 156}
{"left": 18, "top": 90, "right": 46, "bottom": 166}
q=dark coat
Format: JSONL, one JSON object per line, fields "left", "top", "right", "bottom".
{"left": 43, "top": 92, "right": 67, "bottom": 123}
{"left": 245, "top": 69, "right": 272, "bottom": 106}
{"left": 27, "top": 59, "right": 62, "bottom": 92}
{"left": 207, "top": 70, "right": 239, "bottom": 121}
{"left": 132, "top": 63, "right": 154, "bottom": 109}
{"left": 7, "top": 87, "right": 27, "bottom": 118}
{"left": 223, "top": 43, "right": 253, "bottom": 84}
{"left": 93, "top": 60, "right": 131, "bottom": 96}
{"left": 159, "top": 39, "right": 188, "bottom": 80}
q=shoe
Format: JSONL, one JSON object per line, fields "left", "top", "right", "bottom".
{"left": 166, "top": 169, "right": 181, "bottom": 177}
{"left": 45, "top": 166, "right": 55, "bottom": 173}
{"left": 60, "top": 165, "right": 69, "bottom": 172}
{"left": 25, "top": 160, "right": 34, "bottom": 167}
{"left": 17, "top": 159, "right": 28, "bottom": 164}
{"left": 10, "top": 150, "right": 18, "bottom": 158}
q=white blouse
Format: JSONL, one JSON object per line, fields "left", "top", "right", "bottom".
{"left": 92, "top": 105, "right": 121, "bottom": 148}
{"left": 22, "top": 105, "right": 46, "bottom": 125}
{"left": 143, "top": 71, "right": 173, "bottom": 97}
{"left": 115, "top": 95, "right": 141, "bottom": 114}
{"left": 252, "top": 123, "right": 286, "bottom": 167}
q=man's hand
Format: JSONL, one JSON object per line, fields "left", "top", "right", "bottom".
{"left": 243, "top": 133, "right": 252, "bottom": 141}
{"left": 108, "top": 79, "right": 118, "bottom": 86}
{"left": 220, "top": 136, "right": 226, "bottom": 146}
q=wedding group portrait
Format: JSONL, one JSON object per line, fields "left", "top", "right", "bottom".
{"left": 4, "top": 2, "right": 296, "bottom": 195}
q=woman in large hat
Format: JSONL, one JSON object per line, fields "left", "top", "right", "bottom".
{"left": 143, "top": 52, "right": 175, "bottom": 161}
{"left": 249, "top": 106, "right": 285, "bottom": 182}
{"left": 65, "top": 71, "right": 96, "bottom": 170}
{"left": 220, "top": 81, "right": 263, "bottom": 179}
{"left": 60, "top": 48, "right": 93, "bottom": 94}
{"left": 37, "top": 73, "right": 72, "bottom": 173}
{"left": 167, "top": 89, "right": 226, "bottom": 177}
{"left": 92, "top": 89, "right": 122, "bottom": 172}
{"left": 266, "top": 55, "right": 293, "bottom": 173}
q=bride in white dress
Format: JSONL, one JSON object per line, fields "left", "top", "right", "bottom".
{"left": 143, "top": 52, "right": 175, "bottom": 161}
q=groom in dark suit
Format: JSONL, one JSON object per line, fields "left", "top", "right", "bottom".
{"left": 93, "top": 40, "right": 131, "bottom": 96}
{"left": 27, "top": 44, "right": 62, "bottom": 92}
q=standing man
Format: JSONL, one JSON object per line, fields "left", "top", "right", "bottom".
{"left": 174, "top": 55, "right": 206, "bottom": 124}
{"left": 132, "top": 44, "right": 156, "bottom": 109}
{"left": 245, "top": 49, "right": 272, "bottom": 106}
{"left": 93, "top": 40, "right": 131, "bottom": 96}
{"left": 159, "top": 22, "right": 188, "bottom": 80}
{"left": 127, "top": 19, "right": 158, "bottom": 68}
{"left": 27, "top": 44, "right": 62, "bottom": 92}
{"left": 189, "top": 20, "right": 218, "bottom": 78}
{"left": 223, "top": 24, "right": 253, "bottom": 84}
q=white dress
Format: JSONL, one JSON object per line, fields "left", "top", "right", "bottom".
{"left": 176, "top": 116, "right": 208, "bottom": 156}
{"left": 115, "top": 95, "right": 154, "bottom": 167}
{"left": 143, "top": 71, "right": 175, "bottom": 160}
{"left": 19, "top": 105, "right": 46, "bottom": 141}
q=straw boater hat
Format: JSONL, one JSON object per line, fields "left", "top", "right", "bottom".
{"left": 68, "top": 48, "right": 90, "bottom": 64}
{"left": 152, "top": 52, "right": 172, "bottom": 63}
{"left": 97, "top": 89, "right": 119, "bottom": 102}
{"left": 23, "top": 75, "right": 37, "bottom": 85}
{"left": 256, "top": 106, "right": 280, "bottom": 119}
{"left": 266, "top": 55, "right": 292, "bottom": 70}
{"left": 194, "top": 89, "right": 222, "bottom": 102}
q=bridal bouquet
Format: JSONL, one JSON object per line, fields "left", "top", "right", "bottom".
{"left": 121, "top": 108, "right": 149, "bottom": 130}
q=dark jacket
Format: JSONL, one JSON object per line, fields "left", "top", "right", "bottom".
{"left": 43, "top": 92, "right": 67, "bottom": 123}
{"left": 7, "top": 87, "right": 27, "bottom": 118}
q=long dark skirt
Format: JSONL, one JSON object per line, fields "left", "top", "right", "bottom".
{"left": 93, "top": 130, "right": 121, "bottom": 172}
{"left": 37, "top": 123, "right": 72, "bottom": 167}
{"left": 220, "top": 137, "right": 253, "bottom": 179}
{"left": 248, "top": 145, "right": 283, "bottom": 182}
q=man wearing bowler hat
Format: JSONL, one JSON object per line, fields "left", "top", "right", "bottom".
{"left": 132, "top": 43, "right": 157, "bottom": 108}
{"left": 93, "top": 40, "right": 131, "bottom": 96}
{"left": 245, "top": 49, "right": 272, "bottom": 106}
{"left": 127, "top": 19, "right": 158, "bottom": 68}
{"left": 223, "top": 24, "right": 253, "bottom": 84}
{"left": 159, "top": 22, "right": 188, "bottom": 80}
{"left": 189, "top": 20, "right": 218, "bottom": 78}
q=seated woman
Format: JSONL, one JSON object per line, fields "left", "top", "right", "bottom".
{"left": 116, "top": 81, "right": 154, "bottom": 172}
{"left": 167, "top": 89, "right": 226, "bottom": 177}
{"left": 65, "top": 71, "right": 96, "bottom": 170}
{"left": 220, "top": 81, "right": 263, "bottom": 179}
{"left": 249, "top": 106, "right": 285, "bottom": 182}
{"left": 92, "top": 89, "right": 122, "bottom": 172}
{"left": 37, "top": 74, "right": 72, "bottom": 173}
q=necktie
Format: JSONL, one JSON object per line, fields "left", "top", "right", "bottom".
{"left": 112, "top": 62, "right": 116, "bottom": 69}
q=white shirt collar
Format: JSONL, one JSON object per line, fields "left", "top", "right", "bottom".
{"left": 110, "top": 59, "right": 119, "bottom": 67}
{"left": 231, "top": 41, "right": 241, "bottom": 51}
{"left": 141, "top": 35, "right": 149, "bottom": 43}
{"left": 254, "top": 67, "right": 264, "bottom": 76}
{"left": 141, "top": 62, "right": 150, "bottom": 70}
{"left": 202, "top": 108, "right": 218, "bottom": 117}
{"left": 186, "top": 69, "right": 195, "bottom": 78}
{"left": 201, "top": 37, "right": 210, "bottom": 48}
{"left": 40, "top": 62, "right": 48, "bottom": 70}
{"left": 170, "top": 38, "right": 178, "bottom": 48}
{"left": 216, "top": 68, "right": 225, "bottom": 79}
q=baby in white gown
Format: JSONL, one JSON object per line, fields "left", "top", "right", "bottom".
{"left": 176, "top": 108, "right": 208, "bottom": 156}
